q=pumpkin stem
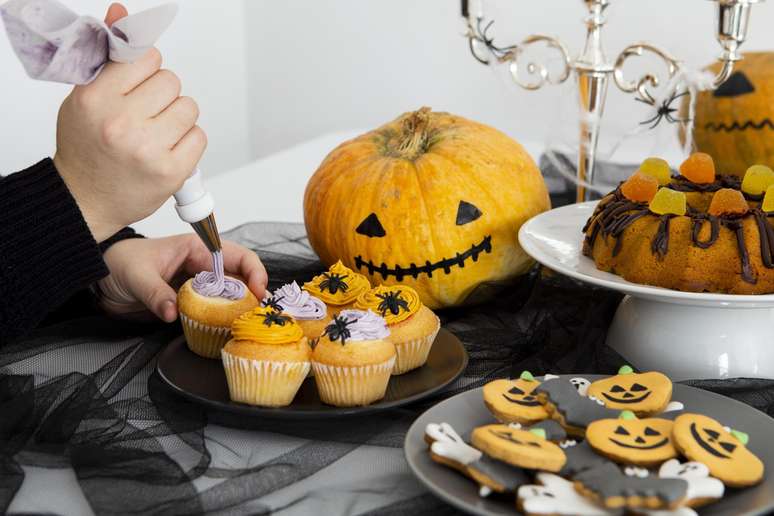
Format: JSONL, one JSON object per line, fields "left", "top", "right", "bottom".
{"left": 396, "top": 107, "right": 433, "bottom": 160}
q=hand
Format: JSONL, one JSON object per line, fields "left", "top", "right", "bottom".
{"left": 53, "top": 3, "right": 206, "bottom": 242}
{"left": 97, "top": 235, "right": 268, "bottom": 322}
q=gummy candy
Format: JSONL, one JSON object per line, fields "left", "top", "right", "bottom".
{"left": 762, "top": 185, "right": 774, "bottom": 212}
{"left": 708, "top": 188, "right": 749, "bottom": 216}
{"left": 741, "top": 164, "right": 774, "bottom": 195}
{"left": 638, "top": 157, "right": 671, "bottom": 185}
{"left": 649, "top": 188, "right": 686, "bottom": 216}
{"left": 679, "top": 152, "right": 716, "bottom": 184}
{"left": 621, "top": 173, "right": 659, "bottom": 202}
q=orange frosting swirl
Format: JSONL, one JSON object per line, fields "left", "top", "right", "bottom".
{"left": 355, "top": 285, "right": 421, "bottom": 324}
{"left": 231, "top": 307, "right": 303, "bottom": 344}
{"left": 303, "top": 261, "right": 370, "bottom": 306}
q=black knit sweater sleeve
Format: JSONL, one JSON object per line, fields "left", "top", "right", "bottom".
{"left": 0, "top": 158, "right": 118, "bottom": 344}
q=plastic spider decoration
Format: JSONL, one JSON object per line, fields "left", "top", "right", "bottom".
{"left": 376, "top": 291, "right": 410, "bottom": 316}
{"left": 261, "top": 295, "right": 285, "bottom": 312}
{"left": 323, "top": 315, "right": 353, "bottom": 345}
{"left": 318, "top": 272, "right": 349, "bottom": 294}
{"left": 465, "top": 15, "right": 517, "bottom": 65}
{"left": 637, "top": 90, "right": 691, "bottom": 130}
{"left": 262, "top": 310, "right": 290, "bottom": 327}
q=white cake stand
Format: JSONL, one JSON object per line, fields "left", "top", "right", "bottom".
{"left": 518, "top": 202, "right": 774, "bottom": 381}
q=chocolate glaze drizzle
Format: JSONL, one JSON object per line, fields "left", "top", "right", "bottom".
{"left": 583, "top": 185, "right": 774, "bottom": 285}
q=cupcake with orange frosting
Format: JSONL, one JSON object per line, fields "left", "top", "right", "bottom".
{"left": 355, "top": 285, "right": 440, "bottom": 375}
{"left": 263, "top": 281, "right": 330, "bottom": 341}
{"left": 303, "top": 261, "right": 370, "bottom": 316}
{"left": 221, "top": 307, "right": 311, "bottom": 407}
{"left": 312, "top": 310, "right": 395, "bottom": 407}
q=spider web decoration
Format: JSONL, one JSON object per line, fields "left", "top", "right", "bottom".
{"left": 466, "top": 15, "right": 517, "bottom": 65}
{"left": 637, "top": 90, "right": 691, "bottom": 130}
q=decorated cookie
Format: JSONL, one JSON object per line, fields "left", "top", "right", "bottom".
{"left": 587, "top": 365, "right": 672, "bottom": 416}
{"left": 570, "top": 377, "right": 592, "bottom": 397}
{"left": 535, "top": 377, "right": 619, "bottom": 437}
{"left": 574, "top": 462, "right": 689, "bottom": 510}
{"left": 471, "top": 424, "right": 566, "bottom": 472}
{"left": 528, "top": 419, "right": 568, "bottom": 442}
{"left": 586, "top": 411, "right": 678, "bottom": 467}
{"left": 672, "top": 413, "right": 764, "bottom": 487}
{"left": 517, "top": 472, "right": 619, "bottom": 516}
{"left": 466, "top": 455, "right": 531, "bottom": 496}
{"left": 559, "top": 439, "right": 615, "bottom": 478}
{"left": 658, "top": 459, "right": 724, "bottom": 508}
{"left": 482, "top": 371, "right": 550, "bottom": 425}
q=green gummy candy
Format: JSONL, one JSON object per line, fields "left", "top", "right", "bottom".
{"left": 619, "top": 410, "right": 637, "bottom": 420}
{"left": 520, "top": 371, "right": 535, "bottom": 382}
{"left": 730, "top": 429, "right": 749, "bottom": 445}
{"left": 529, "top": 428, "right": 547, "bottom": 440}
{"left": 618, "top": 365, "right": 634, "bottom": 375}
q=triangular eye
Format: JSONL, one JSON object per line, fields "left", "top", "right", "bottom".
{"left": 630, "top": 383, "right": 648, "bottom": 392}
{"left": 704, "top": 428, "right": 721, "bottom": 440}
{"left": 713, "top": 71, "right": 755, "bottom": 98}
{"left": 610, "top": 385, "right": 626, "bottom": 393}
{"left": 508, "top": 386, "right": 525, "bottom": 395}
{"left": 356, "top": 213, "right": 386, "bottom": 238}
{"left": 615, "top": 425, "right": 630, "bottom": 436}
{"left": 719, "top": 441, "right": 738, "bottom": 454}
{"left": 644, "top": 427, "right": 661, "bottom": 436}
{"left": 456, "top": 200, "right": 482, "bottom": 225}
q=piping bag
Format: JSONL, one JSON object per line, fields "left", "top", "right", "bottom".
{"left": 1, "top": 0, "right": 222, "bottom": 253}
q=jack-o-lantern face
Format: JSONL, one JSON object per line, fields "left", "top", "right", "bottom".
{"left": 303, "top": 108, "right": 551, "bottom": 308}
{"left": 672, "top": 413, "right": 764, "bottom": 487}
{"left": 587, "top": 414, "right": 677, "bottom": 467}
{"left": 588, "top": 367, "right": 672, "bottom": 416}
{"left": 483, "top": 373, "right": 550, "bottom": 425}
{"left": 684, "top": 52, "right": 774, "bottom": 176}
{"left": 471, "top": 424, "right": 566, "bottom": 472}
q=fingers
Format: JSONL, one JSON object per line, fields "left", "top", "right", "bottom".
{"left": 126, "top": 69, "right": 181, "bottom": 118}
{"left": 97, "top": 47, "right": 163, "bottom": 95}
{"left": 104, "top": 3, "right": 128, "bottom": 26}
{"left": 151, "top": 96, "right": 199, "bottom": 147}
{"left": 171, "top": 125, "right": 207, "bottom": 178}
{"left": 221, "top": 240, "right": 269, "bottom": 298}
{"left": 131, "top": 270, "right": 179, "bottom": 323}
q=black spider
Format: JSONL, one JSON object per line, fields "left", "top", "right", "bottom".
{"left": 318, "top": 272, "right": 349, "bottom": 294}
{"left": 637, "top": 90, "right": 691, "bottom": 129}
{"left": 467, "top": 17, "right": 518, "bottom": 65}
{"left": 261, "top": 295, "right": 285, "bottom": 312}
{"left": 323, "top": 315, "right": 353, "bottom": 345}
{"left": 262, "top": 310, "right": 290, "bottom": 327}
{"left": 376, "top": 291, "right": 410, "bottom": 316}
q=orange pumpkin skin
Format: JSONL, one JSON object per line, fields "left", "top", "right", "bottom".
{"left": 303, "top": 108, "right": 550, "bottom": 309}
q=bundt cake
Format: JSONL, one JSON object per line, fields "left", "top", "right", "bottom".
{"left": 583, "top": 153, "right": 774, "bottom": 294}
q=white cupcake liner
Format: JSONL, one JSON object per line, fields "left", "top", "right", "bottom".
{"left": 221, "top": 350, "right": 310, "bottom": 407}
{"left": 391, "top": 317, "right": 441, "bottom": 375}
{"left": 312, "top": 357, "right": 396, "bottom": 406}
{"left": 180, "top": 313, "right": 230, "bottom": 359}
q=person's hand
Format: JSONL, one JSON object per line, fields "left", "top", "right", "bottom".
{"left": 97, "top": 235, "right": 268, "bottom": 322}
{"left": 53, "top": 3, "right": 206, "bottom": 242}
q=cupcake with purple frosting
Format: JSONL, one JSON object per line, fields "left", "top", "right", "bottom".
{"left": 263, "top": 282, "right": 330, "bottom": 341}
{"left": 312, "top": 309, "right": 396, "bottom": 407}
{"left": 178, "top": 251, "right": 258, "bottom": 358}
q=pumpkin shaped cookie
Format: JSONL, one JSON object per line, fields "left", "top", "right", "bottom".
{"left": 471, "top": 424, "right": 566, "bottom": 472}
{"left": 672, "top": 413, "right": 764, "bottom": 487}
{"left": 483, "top": 371, "right": 550, "bottom": 425}
{"left": 586, "top": 411, "right": 678, "bottom": 467}
{"left": 587, "top": 365, "right": 672, "bottom": 416}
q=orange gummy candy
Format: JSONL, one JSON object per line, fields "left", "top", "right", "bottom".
{"left": 708, "top": 188, "right": 749, "bottom": 216}
{"left": 679, "top": 152, "right": 716, "bottom": 184}
{"left": 763, "top": 185, "right": 774, "bottom": 212}
{"left": 621, "top": 173, "right": 659, "bottom": 202}
{"left": 649, "top": 188, "right": 686, "bottom": 216}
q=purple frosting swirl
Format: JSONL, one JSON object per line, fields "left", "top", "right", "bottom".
{"left": 266, "top": 282, "right": 326, "bottom": 320}
{"left": 337, "top": 309, "right": 390, "bottom": 341}
{"left": 192, "top": 251, "right": 246, "bottom": 300}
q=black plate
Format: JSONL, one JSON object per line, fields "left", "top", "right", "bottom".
{"left": 157, "top": 328, "right": 468, "bottom": 418}
{"left": 404, "top": 375, "right": 774, "bottom": 515}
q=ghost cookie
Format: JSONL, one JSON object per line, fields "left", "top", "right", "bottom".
{"left": 672, "top": 413, "right": 764, "bottom": 487}
{"left": 587, "top": 366, "right": 672, "bottom": 416}
{"left": 570, "top": 377, "right": 592, "bottom": 397}
{"left": 483, "top": 371, "right": 550, "bottom": 425}
{"left": 535, "top": 377, "right": 619, "bottom": 437}
{"left": 517, "top": 472, "right": 620, "bottom": 516}
{"left": 658, "top": 459, "right": 724, "bottom": 508}
{"left": 574, "top": 462, "right": 689, "bottom": 510}
{"left": 471, "top": 424, "right": 566, "bottom": 472}
{"left": 586, "top": 411, "right": 678, "bottom": 467}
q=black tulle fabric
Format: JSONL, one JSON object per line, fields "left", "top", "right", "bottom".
{"left": 2, "top": 220, "right": 774, "bottom": 515}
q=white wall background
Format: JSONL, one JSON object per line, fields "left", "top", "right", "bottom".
{"left": 3, "top": 0, "right": 774, "bottom": 177}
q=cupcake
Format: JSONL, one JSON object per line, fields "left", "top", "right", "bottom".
{"left": 221, "top": 307, "right": 311, "bottom": 407}
{"left": 303, "top": 261, "right": 370, "bottom": 316}
{"left": 262, "top": 281, "right": 330, "bottom": 341}
{"left": 177, "top": 251, "right": 258, "bottom": 358}
{"left": 355, "top": 285, "right": 440, "bottom": 375}
{"left": 312, "top": 310, "right": 395, "bottom": 407}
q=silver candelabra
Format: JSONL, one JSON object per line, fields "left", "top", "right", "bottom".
{"left": 461, "top": 0, "right": 764, "bottom": 202}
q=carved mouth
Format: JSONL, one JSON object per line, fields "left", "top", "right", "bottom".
{"left": 602, "top": 391, "right": 651, "bottom": 404}
{"left": 503, "top": 394, "right": 542, "bottom": 407}
{"left": 704, "top": 118, "right": 774, "bottom": 132}
{"left": 690, "top": 423, "right": 731, "bottom": 459}
{"left": 354, "top": 235, "right": 492, "bottom": 281}
{"left": 609, "top": 437, "right": 669, "bottom": 450}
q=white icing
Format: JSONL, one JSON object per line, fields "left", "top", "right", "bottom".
{"left": 659, "top": 459, "right": 724, "bottom": 501}
{"left": 478, "top": 485, "right": 492, "bottom": 498}
{"left": 425, "top": 423, "right": 482, "bottom": 465}
{"left": 542, "top": 374, "right": 561, "bottom": 381}
{"left": 624, "top": 466, "right": 650, "bottom": 478}
{"left": 508, "top": 422, "right": 523, "bottom": 429}
{"left": 559, "top": 439, "right": 578, "bottom": 449}
{"left": 588, "top": 395, "right": 606, "bottom": 406}
{"left": 664, "top": 401, "right": 685, "bottom": 412}
{"left": 570, "top": 377, "right": 591, "bottom": 397}
{"left": 518, "top": 473, "right": 614, "bottom": 515}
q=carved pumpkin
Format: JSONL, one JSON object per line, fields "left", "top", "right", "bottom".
{"left": 303, "top": 108, "right": 550, "bottom": 308}
{"left": 683, "top": 52, "right": 774, "bottom": 175}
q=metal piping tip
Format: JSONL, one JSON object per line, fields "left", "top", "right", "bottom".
{"left": 190, "top": 212, "right": 222, "bottom": 253}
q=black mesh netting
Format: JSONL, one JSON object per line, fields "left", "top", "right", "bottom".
{"left": 2, "top": 221, "right": 774, "bottom": 515}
